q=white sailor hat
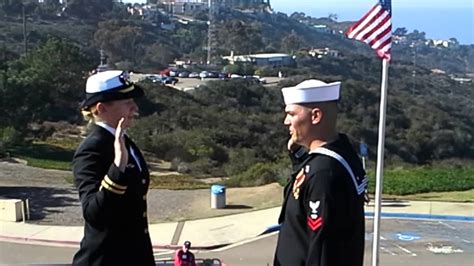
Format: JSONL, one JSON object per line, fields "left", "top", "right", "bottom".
{"left": 281, "top": 79, "right": 341, "bottom": 105}
{"left": 81, "top": 70, "right": 144, "bottom": 110}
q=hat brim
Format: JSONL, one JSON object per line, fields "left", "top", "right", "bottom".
{"left": 81, "top": 84, "right": 144, "bottom": 110}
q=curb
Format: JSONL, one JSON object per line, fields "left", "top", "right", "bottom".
{"left": 0, "top": 235, "right": 229, "bottom": 251}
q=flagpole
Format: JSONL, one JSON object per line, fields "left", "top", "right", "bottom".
{"left": 372, "top": 58, "right": 389, "bottom": 266}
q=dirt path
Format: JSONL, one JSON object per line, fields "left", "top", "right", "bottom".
{"left": 0, "top": 161, "right": 283, "bottom": 226}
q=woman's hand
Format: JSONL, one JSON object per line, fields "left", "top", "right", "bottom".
{"left": 114, "top": 117, "right": 128, "bottom": 172}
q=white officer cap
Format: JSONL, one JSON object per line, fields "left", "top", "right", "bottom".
{"left": 281, "top": 79, "right": 341, "bottom": 105}
{"left": 81, "top": 70, "right": 143, "bottom": 110}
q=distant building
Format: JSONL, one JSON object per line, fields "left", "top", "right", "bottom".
{"left": 309, "top": 48, "right": 340, "bottom": 58}
{"left": 451, "top": 77, "right": 472, "bottom": 84}
{"left": 393, "top": 35, "right": 408, "bottom": 45}
{"left": 425, "top": 39, "right": 457, "bottom": 48}
{"left": 431, "top": 68, "right": 446, "bottom": 75}
{"left": 158, "top": 0, "right": 270, "bottom": 11}
{"left": 222, "top": 52, "right": 294, "bottom": 67}
{"left": 313, "top": 24, "right": 331, "bottom": 34}
{"left": 172, "top": 1, "right": 206, "bottom": 15}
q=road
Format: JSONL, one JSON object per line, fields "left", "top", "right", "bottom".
{"left": 1, "top": 219, "right": 473, "bottom": 265}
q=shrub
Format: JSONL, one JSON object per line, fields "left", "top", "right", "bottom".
{"left": 224, "top": 162, "right": 273, "bottom": 187}
{"left": 367, "top": 165, "right": 474, "bottom": 195}
{"left": 149, "top": 174, "right": 209, "bottom": 190}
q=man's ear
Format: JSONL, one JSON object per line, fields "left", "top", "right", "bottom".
{"left": 311, "top": 107, "right": 323, "bottom": 125}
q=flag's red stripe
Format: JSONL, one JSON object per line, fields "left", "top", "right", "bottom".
{"left": 368, "top": 23, "right": 392, "bottom": 48}
{"left": 374, "top": 36, "right": 392, "bottom": 53}
{"left": 355, "top": 9, "right": 386, "bottom": 41}
{"left": 346, "top": 2, "right": 392, "bottom": 60}
{"left": 348, "top": 6, "right": 382, "bottom": 38}
{"left": 346, "top": 4, "right": 380, "bottom": 37}
{"left": 361, "top": 12, "right": 390, "bottom": 43}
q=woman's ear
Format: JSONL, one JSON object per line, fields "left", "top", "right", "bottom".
{"left": 311, "top": 107, "right": 323, "bottom": 125}
{"left": 95, "top": 102, "right": 106, "bottom": 114}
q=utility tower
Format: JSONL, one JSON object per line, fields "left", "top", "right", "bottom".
{"left": 207, "top": 0, "right": 218, "bottom": 65}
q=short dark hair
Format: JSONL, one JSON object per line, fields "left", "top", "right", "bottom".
{"left": 184, "top": 241, "right": 191, "bottom": 248}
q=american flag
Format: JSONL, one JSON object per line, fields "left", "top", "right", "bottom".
{"left": 346, "top": 0, "right": 392, "bottom": 60}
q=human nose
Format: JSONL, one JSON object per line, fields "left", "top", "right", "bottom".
{"left": 283, "top": 114, "right": 290, "bottom": 125}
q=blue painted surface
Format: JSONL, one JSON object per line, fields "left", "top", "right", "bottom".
{"left": 395, "top": 232, "right": 421, "bottom": 241}
{"left": 211, "top": 185, "right": 226, "bottom": 195}
{"left": 359, "top": 143, "right": 368, "bottom": 157}
{"left": 364, "top": 212, "right": 474, "bottom": 222}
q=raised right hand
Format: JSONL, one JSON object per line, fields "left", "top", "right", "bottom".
{"left": 114, "top": 117, "right": 129, "bottom": 172}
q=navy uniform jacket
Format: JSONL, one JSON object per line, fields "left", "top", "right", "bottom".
{"left": 274, "top": 134, "right": 366, "bottom": 266}
{"left": 72, "top": 124, "right": 155, "bottom": 266}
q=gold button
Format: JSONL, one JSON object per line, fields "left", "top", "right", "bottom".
{"left": 144, "top": 228, "right": 148, "bottom": 234}
{"left": 142, "top": 179, "right": 146, "bottom": 184}
{"left": 143, "top": 211, "right": 147, "bottom": 218}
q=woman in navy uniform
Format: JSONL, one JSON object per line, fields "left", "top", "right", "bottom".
{"left": 274, "top": 80, "right": 367, "bottom": 266}
{"left": 72, "top": 71, "right": 155, "bottom": 266}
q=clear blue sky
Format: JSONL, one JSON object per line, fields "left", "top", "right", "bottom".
{"left": 123, "top": 0, "right": 474, "bottom": 44}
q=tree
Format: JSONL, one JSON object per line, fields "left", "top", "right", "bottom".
{"left": 66, "top": 0, "right": 114, "bottom": 20}
{"left": 93, "top": 20, "right": 144, "bottom": 65}
{"left": 394, "top": 27, "right": 407, "bottom": 36}
{"left": 281, "top": 30, "right": 304, "bottom": 55}
{"left": 3, "top": 38, "right": 93, "bottom": 132}
{"left": 217, "top": 20, "right": 263, "bottom": 55}
{"left": 142, "top": 43, "right": 179, "bottom": 70}
{"left": 327, "top": 13, "right": 338, "bottom": 21}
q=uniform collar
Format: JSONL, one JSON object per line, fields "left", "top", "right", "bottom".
{"left": 95, "top": 121, "right": 117, "bottom": 136}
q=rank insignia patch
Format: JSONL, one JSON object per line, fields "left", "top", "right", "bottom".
{"left": 307, "top": 200, "right": 323, "bottom": 231}
{"left": 307, "top": 216, "right": 323, "bottom": 231}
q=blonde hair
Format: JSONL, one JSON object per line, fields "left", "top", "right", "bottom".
{"left": 81, "top": 106, "right": 99, "bottom": 124}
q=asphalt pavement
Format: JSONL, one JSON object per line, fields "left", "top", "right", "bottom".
{"left": 0, "top": 200, "right": 472, "bottom": 250}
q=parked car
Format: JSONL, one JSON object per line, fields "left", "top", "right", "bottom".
{"left": 145, "top": 74, "right": 163, "bottom": 83}
{"left": 253, "top": 75, "right": 267, "bottom": 84}
{"left": 189, "top": 72, "right": 200, "bottom": 78}
{"left": 162, "top": 76, "right": 179, "bottom": 85}
{"left": 178, "top": 71, "right": 189, "bottom": 78}
{"left": 199, "top": 71, "right": 209, "bottom": 79}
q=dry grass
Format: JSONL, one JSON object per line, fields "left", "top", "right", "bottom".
{"left": 150, "top": 183, "right": 283, "bottom": 223}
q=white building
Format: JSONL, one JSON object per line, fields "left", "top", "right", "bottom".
{"left": 309, "top": 48, "right": 340, "bottom": 58}
{"left": 222, "top": 52, "right": 294, "bottom": 67}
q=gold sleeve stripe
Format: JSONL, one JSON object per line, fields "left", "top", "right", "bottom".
{"left": 101, "top": 180, "right": 126, "bottom": 195}
{"left": 104, "top": 175, "right": 127, "bottom": 190}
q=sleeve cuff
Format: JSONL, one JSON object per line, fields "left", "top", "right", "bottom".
{"left": 99, "top": 164, "right": 130, "bottom": 195}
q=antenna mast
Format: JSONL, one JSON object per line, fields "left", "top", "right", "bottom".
{"left": 207, "top": 0, "right": 218, "bottom": 64}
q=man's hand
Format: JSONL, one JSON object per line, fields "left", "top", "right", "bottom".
{"left": 114, "top": 117, "right": 128, "bottom": 172}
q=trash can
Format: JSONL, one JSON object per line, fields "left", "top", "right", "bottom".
{"left": 210, "top": 184, "right": 226, "bottom": 209}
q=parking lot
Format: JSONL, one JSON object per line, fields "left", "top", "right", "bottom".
{"left": 131, "top": 73, "right": 284, "bottom": 92}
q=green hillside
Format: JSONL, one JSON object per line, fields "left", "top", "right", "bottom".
{"left": 1, "top": 1, "right": 473, "bottom": 192}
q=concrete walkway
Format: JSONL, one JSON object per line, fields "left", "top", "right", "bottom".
{"left": 0, "top": 200, "right": 473, "bottom": 251}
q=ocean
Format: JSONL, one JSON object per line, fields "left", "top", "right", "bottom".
{"left": 295, "top": 7, "right": 473, "bottom": 45}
